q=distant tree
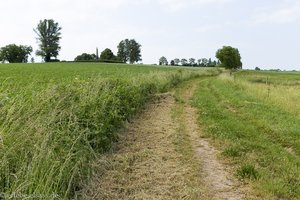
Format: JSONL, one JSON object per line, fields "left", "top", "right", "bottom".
{"left": 159, "top": 56, "right": 168, "bottom": 65}
{"left": 128, "top": 39, "right": 142, "bottom": 64}
{"left": 117, "top": 39, "right": 142, "bottom": 64}
{"left": 170, "top": 60, "right": 175, "bottom": 66}
{"left": 117, "top": 39, "right": 128, "bottom": 63}
{"left": 34, "top": 19, "right": 62, "bottom": 62}
{"left": 255, "top": 67, "right": 261, "bottom": 71}
{"left": 174, "top": 58, "right": 180, "bottom": 65}
{"left": 213, "top": 60, "right": 217, "bottom": 66}
{"left": 0, "top": 44, "right": 33, "bottom": 63}
{"left": 74, "top": 53, "right": 97, "bottom": 61}
{"left": 189, "top": 58, "right": 196, "bottom": 66}
{"left": 31, "top": 57, "right": 35, "bottom": 63}
{"left": 100, "top": 48, "right": 116, "bottom": 61}
{"left": 201, "top": 58, "right": 208, "bottom": 67}
{"left": 216, "top": 46, "right": 242, "bottom": 70}
{"left": 181, "top": 58, "right": 188, "bottom": 66}
{"left": 208, "top": 58, "right": 212, "bottom": 66}
{"left": 197, "top": 59, "right": 202, "bottom": 66}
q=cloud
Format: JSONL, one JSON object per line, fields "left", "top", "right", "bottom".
{"left": 253, "top": 1, "right": 300, "bottom": 24}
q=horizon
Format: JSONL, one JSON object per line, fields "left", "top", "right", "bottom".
{"left": 1, "top": 0, "right": 300, "bottom": 71}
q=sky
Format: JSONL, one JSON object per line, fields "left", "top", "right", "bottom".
{"left": 1, "top": 0, "right": 300, "bottom": 70}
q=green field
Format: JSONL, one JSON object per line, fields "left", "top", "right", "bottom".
{"left": 0, "top": 63, "right": 219, "bottom": 199}
{"left": 1, "top": 64, "right": 299, "bottom": 199}
{"left": 193, "top": 70, "right": 300, "bottom": 199}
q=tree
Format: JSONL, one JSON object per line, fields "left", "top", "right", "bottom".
{"left": 170, "top": 60, "right": 175, "bottom": 66}
{"left": 174, "top": 58, "right": 180, "bottom": 65}
{"left": 34, "top": 19, "right": 62, "bottom": 62}
{"left": 0, "top": 44, "right": 32, "bottom": 63}
{"left": 74, "top": 53, "right": 97, "bottom": 61}
{"left": 189, "top": 58, "right": 196, "bottom": 66}
{"left": 212, "top": 60, "right": 217, "bottom": 66}
{"left": 128, "top": 39, "right": 142, "bottom": 64}
{"left": 117, "top": 39, "right": 142, "bottom": 64}
{"left": 201, "top": 58, "right": 208, "bottom": 67}
{"left": 100, "top": 48, "right": 116, "bottom": 61}
{"left": 181, "top": 58, "right": 188, "bottom": 66}
{"left": 216, "top": 46, "right": 242, "bottom": 70}
{"left": 159, "top": 56, "right": 168, "bottom": 65}
{"left": 197, "top": 59, "right": 202, "bottom": 66}
{"left": 117, "top": 39, "right": 128, "bottom": 63}
{"left": 208, "top": 58, "right": 212, "bottom": 66}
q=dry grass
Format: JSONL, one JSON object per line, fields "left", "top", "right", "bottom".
{"left": 79, "top": 94, "right": 209, "bottom": 199}
{"left": 239, "top": 81, "right": 300, "bottom": 117}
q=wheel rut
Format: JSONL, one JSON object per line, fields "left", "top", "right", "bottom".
{"left": 180, "top": 79, "right": 249, "bottom": 200}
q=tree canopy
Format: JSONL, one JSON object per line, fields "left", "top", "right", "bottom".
{"left": 117, "top": 39, "right": 142, "bottom": 64}
{"left": 216, "top": 46, "right": 242, "bottom": 70}
{"left": 34, "top": 19, "right": 62, "bottom": 62}
{"left": 159, "top": 56, "right": 168, "bottom": 65}
{"left": 0, "top": 44, "right": 32, "bottom": 63}
{"left": 74, "top": 53, "right": 97, "bottom": 61}
{"left": 174, "top": 58, "right": 180, "bottom": 65}
{"left": 100, "top": 48, "right": 116, "bottom": 61}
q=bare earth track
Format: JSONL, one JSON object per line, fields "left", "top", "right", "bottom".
{"left": 81, "top": 79, "right": 252, "bottom": 200}
{"left": 180, "top": 80, "right": 250, "bottom": 200}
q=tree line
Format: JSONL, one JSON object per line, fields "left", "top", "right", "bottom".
{"left": 158, "top": 46, "right": 242, "bottom": 70}
{"left": 158, "top": 56, "right": 220, "bottom": 67}
{"left": 0, "top": 19, "right": 142, "bottom": 64}
{"left": 74, "top": 39, "right": 142, "bottom": 64}
{"left": 0, "top": 19, "right": 242, "bottom": 70}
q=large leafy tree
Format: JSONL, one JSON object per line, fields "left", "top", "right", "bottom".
{"left": 117, "top": 39, "right": 142, "bottom": 64}
{"left": 34, "top": 19, "right": 62, "bottom": 62}
{"left": 100, "top": 48, "right": 116, "bottom": 61}
{"left": 117, "top": 39, "right": 129, "bottom": 63}
{"left": 128, "top": 39, "right": 142, "bottom": 64}
{"left": 0, "top": 44, "right": 32, "bottom": 63}
{"left": 216, "top": 46, "right": 242, "bottom": 70}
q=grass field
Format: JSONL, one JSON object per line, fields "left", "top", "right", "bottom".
{"left": 0, "top": 63, "right": 219, "bottom": 199}
{"left": 193, "top": 70, "right": 300, "bottom": 199}
{"left": 1, "top": 64, "right": 299, "bottom": 199}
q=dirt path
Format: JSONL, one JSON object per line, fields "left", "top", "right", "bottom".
{"left": 80, "top": 79, "right": 250, "bottom": 200}
{"left": 180, "top": 79, "right": 249, "bottom": 200}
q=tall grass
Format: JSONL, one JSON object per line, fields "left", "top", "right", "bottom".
{"left": 0, "top": 63, "right": 219, "bottom": 198}
{"left": 234, "top": 71, "right": 300, "bottom": 117}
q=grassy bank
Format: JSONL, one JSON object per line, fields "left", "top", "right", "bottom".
{"left": 192, "top": 71, "right": 300, "bottom": 199}
{"left": 0, "top": 63, "right": 219, "bottom": 199}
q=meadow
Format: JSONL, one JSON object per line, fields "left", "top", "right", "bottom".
{"left": 193, "top": 70, "right": 300, "bottom": 199}
{"left": 0, "top": 63, "right": 219, "bottom": 199}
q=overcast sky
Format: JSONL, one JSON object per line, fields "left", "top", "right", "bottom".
{"left": 1, "top": 0, "right": 300, "bottom": 70}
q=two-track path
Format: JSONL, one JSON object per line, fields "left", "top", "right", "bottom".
{"left": 81, "top": 79, "right": 251, "bottom": 200}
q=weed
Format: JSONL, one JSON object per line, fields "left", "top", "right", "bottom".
{"left": 236, "top": 164, "right": 259, "bottom": 180}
